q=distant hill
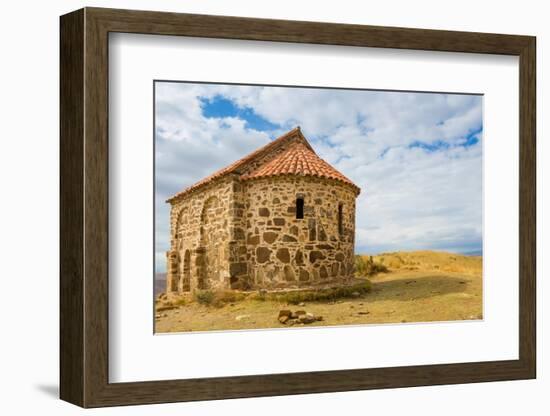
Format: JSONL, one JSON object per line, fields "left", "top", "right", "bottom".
{"left": 155, "top": 273, "right": 166, "bottom": 296}
{"left": 462, "top": 250, "right": 483, "bottom": 257}
{"left": 359, "top": 250, "right": 482, "bottom": 275}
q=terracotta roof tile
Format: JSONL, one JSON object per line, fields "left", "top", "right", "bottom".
{"left": 242, "top": 142, "right": 360, "bottom": 193}
{"left": 166, "top": 127, "right": 360, "bottom": 203}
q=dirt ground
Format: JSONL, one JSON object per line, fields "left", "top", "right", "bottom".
{"left": 155, "top": 255, "right": 482, "bottom": 333}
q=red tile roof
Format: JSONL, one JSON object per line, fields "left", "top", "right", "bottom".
{"left": 166, "top": 127, "right": 360, "bottom": 203}
{"left": 241, "top": 142, "right": 360, "bottom": 193}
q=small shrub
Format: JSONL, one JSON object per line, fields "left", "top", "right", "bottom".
{"left": 214, "top": 290, "right": 246, "bottom": 305}
{"left": 174, "top": 298, "right": 186, "bottom": 306}
{"left": 194, "top": 290, "right": 246, "bottom": 307}
{"left": 355, "top": 255, "right": 369, "bottom": 276}
{"left": 195, "top": 290, "right": 215, "bottom": 305}
{"left": 355, "top": 255, "right": 389, "bottom": 277}
{"left": 254, "top": 289, "right": 267, "bottom": 301}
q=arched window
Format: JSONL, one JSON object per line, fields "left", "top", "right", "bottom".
{"left": 338, "top": 203, "right": 344, "bottom": 235}
{"left": 296, "top": 198, "right": 304, "bottom": 219}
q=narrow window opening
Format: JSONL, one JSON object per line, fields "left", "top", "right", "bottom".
{"left": 296, "top": 198, "right": 304, "bottom": 219}
{"left": 338, "top": 203, "right": 344, "bottom": 235}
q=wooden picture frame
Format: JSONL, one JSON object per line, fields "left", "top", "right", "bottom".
{"left": 60, "top": 7, "right": 536, "bottom": 408}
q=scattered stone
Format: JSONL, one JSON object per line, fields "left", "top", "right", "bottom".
{"left": 298, "top": 302, "right": 306, "bottom": 307}
{"left": 155, "top": 314, "right": 162, "bottom": 319}
{"left": 235, "top": 314, "right": 251, "bottom": 321}
{"left": 358, "top": 311, "right": 370, "bottom": 315}
{"left": 351, "top": 291, "right": 361, "bottom": 297}
{"left": 278, "top": 310, "right": 292, "bottom": 320}
{"left": 299, "top": 313, "right": 317, "bottom": 324}
{"left": 292, "top": 310, "right": 306, "bottom": 318}
{"left": 278, "top": 309, "right": 322, "bottom": 325}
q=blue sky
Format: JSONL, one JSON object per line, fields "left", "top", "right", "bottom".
{"left": 155, "top": 82, "right": 483, "bottom": 273}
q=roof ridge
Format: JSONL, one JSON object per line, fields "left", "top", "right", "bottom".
{"left": 166, "top": 127, "right": 309, "bottom": 202}
{"left": 241, "top": 140, "right": 360, "bottom": 194}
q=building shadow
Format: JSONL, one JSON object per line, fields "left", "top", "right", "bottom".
{"left": 369, "top": 274, "right": 472, "bottom": 302}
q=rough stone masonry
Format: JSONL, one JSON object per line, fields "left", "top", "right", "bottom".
{"left": 165, "top": 127, "right": 361, "bottom": 293}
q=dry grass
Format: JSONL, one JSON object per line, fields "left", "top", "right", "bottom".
{"left": 155, "top": 251, "right": 482, "bottom": 333}
{"left": 367, "top": 250, "right": 482, "bottom": 275}
{"left": 355, "top": 255, "right": 389, "bottom": 277}
{"left": 194, "top": 290, "right": 247, "bottom": 307}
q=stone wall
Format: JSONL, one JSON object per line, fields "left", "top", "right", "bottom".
{"left": 166, "top": 174, "right": 358, "bottom": 293}
{"left": 242, "top": 176, "right": 357, "bottom": 289}
{"left": 166, "top": 176, "right": 236, "bottom": 293}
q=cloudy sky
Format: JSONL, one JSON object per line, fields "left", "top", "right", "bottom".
{"left": 155, "top": 81, "right": 483, "bottom": 273}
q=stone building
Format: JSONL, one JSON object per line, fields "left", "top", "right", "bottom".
{"left": 165, "top": 127, "right": 361, "bottom": 293}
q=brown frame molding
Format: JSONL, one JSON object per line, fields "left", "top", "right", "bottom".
{"left": 60, "top": 7, "right": 536, "bottom": 408}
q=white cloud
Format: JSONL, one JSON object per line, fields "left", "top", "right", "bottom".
{"left": 154, "top": 82, "right": 483, "bottom": 271}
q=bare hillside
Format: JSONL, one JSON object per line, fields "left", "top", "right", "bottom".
{"left": 155, "top": 251, "right": 482, "bottom": 333}
{"left": 367, "top": 251, "right": 482, "bottom": 275}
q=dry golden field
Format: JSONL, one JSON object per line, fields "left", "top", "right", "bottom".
{"left": 155, "top": 251, "right": 482, "bottom": 333}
